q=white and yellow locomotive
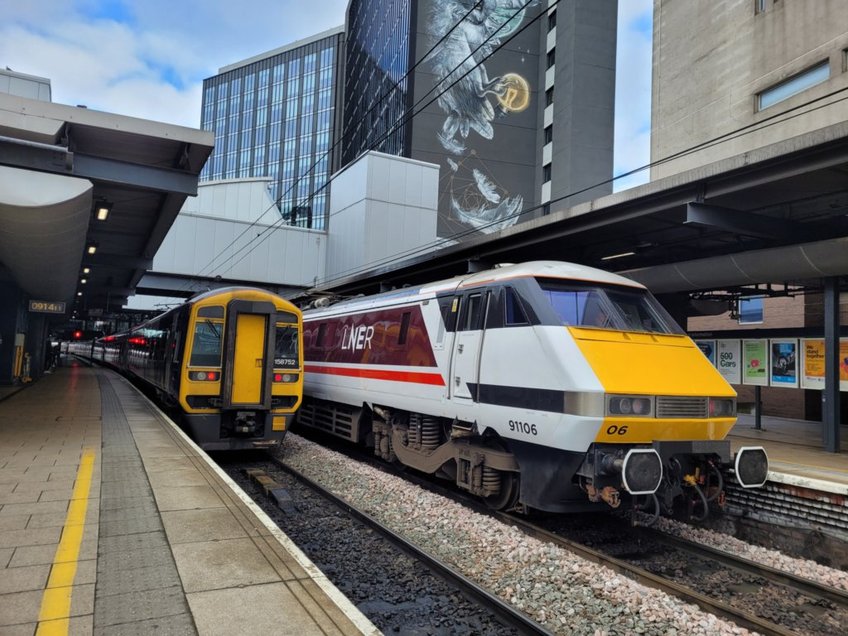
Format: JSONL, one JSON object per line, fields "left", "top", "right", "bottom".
{"left": 300, "top": 261, "right": 767, "bottom": 518}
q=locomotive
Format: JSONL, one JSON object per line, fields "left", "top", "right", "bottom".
{"left": 299, "top": 261, "right": 768, "bottom": 519}
{"left": 71, "top": 287, "right": 303, "bottom": 451}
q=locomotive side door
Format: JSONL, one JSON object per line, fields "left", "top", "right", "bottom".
{"left": 449, "top": 291, "right": 489, "bottom": 400}
{"left": 221, "top": 300, "right": 275, "bottom": 409}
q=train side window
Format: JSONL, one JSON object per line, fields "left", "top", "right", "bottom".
{"left": 189, "top": 320, "right": 223, "bottom": 367}
{"left": 398, "top": 311, "right": 411, "bottom": 345}
{"left": 459, "top": 293, "right": 482, "bottom": 331}
{"left": 316, "top": 322, "right": 327, "bottom": 347}
{"left": 504, "top": 287, "right": 529, "bottom": 326}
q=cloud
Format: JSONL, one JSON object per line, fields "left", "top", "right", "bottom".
{"left": 0, "top": 0, "right": 348, "bottom": 127}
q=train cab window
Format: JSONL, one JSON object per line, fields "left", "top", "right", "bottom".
{"left": 538, "top": 279, "right": 684, "bottom": 335}
{"left": 274, "top": 324, "right": 299, "bottom": 369}
{"left": 189, "top": 320, "right": 223, "bottom": 367}
{"left": 504, "top": 287, "right": 529, "bottom": 326}
{"left": 197, "top": 306, "right": 224, "bottom": 319}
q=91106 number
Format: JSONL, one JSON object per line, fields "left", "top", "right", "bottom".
{"left": 509, "top": 420, "right": 537, "bottom": 436}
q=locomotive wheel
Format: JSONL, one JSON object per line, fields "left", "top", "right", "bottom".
{"left": 484, "top": 471, "right": 519, "bottom": 511}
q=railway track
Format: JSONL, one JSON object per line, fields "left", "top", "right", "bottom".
{"left": 284, "top": 429, "right": 848, "bottom": 635}
{"left": 219, "top": 454, "right": 551, "bottom": 635}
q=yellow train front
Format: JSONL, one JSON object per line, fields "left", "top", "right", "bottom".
{"left": 106, "top": 287, "right": 302, "bottom": 451}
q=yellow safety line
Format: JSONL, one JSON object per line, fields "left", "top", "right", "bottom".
{"left": 36, "top": 448, "right": 96, "bottom": 635}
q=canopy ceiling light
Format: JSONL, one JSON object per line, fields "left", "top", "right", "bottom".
{"left": 86, "top": 242, "right": 97, "bottom": 255}
{"left": 94, "top": 199, "right": 112, "bottom": 221}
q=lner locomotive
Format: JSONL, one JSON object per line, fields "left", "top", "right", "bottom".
{"left": 71, "top": 287, "right": 302, "bottom": 451}
{"left": 299, "top": 261, "right": 768, "bottom": 519}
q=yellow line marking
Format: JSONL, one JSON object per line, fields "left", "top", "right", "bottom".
{"left": 36, "top": 448, "right": 96, "bottom": 635}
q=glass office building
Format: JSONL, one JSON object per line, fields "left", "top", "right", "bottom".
{"left": 342, "top": 0, "right": 414, "bottom": 164}
{"left": 200, "top": 27, "right": 344, "bottom": 229}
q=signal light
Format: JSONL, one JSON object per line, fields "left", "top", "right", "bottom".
{"left": 73, "top": 330, "right": 83, "bottom": 340}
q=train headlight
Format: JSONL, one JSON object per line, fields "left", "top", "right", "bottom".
{"left": 273, "top": 372, "right": 299, "bottom": 383}
{"left": 608, "top": 395, "right": 653, "bottom": 417}
{"left": 189, "top": 371, "right": 219, "bottom": 381}
{"left": 708, "top": 398, "right": 735, "bottom": 418}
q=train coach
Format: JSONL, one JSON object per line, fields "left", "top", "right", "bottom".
{"left": 71, "top": 287, "right": 302, "bottom": 451}
{"left": 298, "top": 261, "right": 768, "bottom": 520}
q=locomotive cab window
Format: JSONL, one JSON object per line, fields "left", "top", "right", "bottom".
{"left": 504, "top": 287, "right": 529, "bottom": 326}
{"left": 274, "top": 323, "right": 299, "bottom": 369}
{"left": 189, "top": 319, "right": 223, "bottom": 367}
{"left": 538, "top": 279, "right": 684, "bottom": 335}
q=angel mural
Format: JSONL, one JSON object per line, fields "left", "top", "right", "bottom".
{"left": 430, "top": 0, "right": 537, "bottom": 234}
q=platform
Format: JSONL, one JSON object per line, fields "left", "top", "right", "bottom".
{"left": 0, "top": 361, "right": 377, "bottom": 635}
{"left": 728, "top": 413, "right": 848, "bottom": 493}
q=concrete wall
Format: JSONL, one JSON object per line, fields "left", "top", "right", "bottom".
{"left": 326, "top": 151, "right": 438, "bottom": 284}
{"left": 651, "top": 0, "right": 848, "bottom": 179}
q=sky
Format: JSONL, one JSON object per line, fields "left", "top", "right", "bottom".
{"left": 0, "top": 0, "right": 652, "bottom": 191}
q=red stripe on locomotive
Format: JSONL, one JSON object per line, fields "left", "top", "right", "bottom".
{"left": 305, "top": 364, "right": 445, "bottom": 386}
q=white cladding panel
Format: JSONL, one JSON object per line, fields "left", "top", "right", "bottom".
{"left": 327, "top": 151, "right": 439, "bottom": 283}
{"left": 155, "top": 179, "right": 326, "bottom": 287}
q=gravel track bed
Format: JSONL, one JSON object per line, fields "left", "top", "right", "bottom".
{"left": 275, "top": 434, "right": 757, "bottom": 636}
{"left": 219, "top": 453, "right": 523, "bottom": 635}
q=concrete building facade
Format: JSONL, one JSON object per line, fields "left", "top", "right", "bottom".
{"left": 651, "top": 0, "right": 848, "bottom": 179}
{"left": 343, "top": 0, "right": 617, "bottom": 239}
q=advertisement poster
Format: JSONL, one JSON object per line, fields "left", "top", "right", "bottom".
{"left": 694, "top": 340, "right": 716, "bottom": 366}
{"left": 770, "top": 339, "right": 798, "bottom": 388}
{"left": 802, "top": 338, "right": 848, "bottom": 390}
{"left": 742, "top": 339, "right": 768, "bottom": 386}
{"left": 717, "top": 340, "right": 741, "bottom": 385}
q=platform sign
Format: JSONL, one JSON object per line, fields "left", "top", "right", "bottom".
{"left": 742, "top": 339, "right": 768, "bottom": 386}
{"left": 28, "top": 300, "right": 66, "bottom": 314}
{"left": 770, "top": 339, "right": 798, "bottom": 388}
{"left": 802, "top": 338, "right": 848, "bottom": 391}
{"left": 694, "top": 340, "right": 716, "bottom": 366}
{"left": 717, "top": 340, "right": 741, "bottom": 385}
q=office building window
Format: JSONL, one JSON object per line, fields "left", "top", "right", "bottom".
{"left": 544, "top": 125, "right": 553, "bottom": 144}
{"left": 545, "top": 87, "right": 554, "bottom": 107}
{"left": 543, "top": 164, "right": 552, "bottom": 183}
{"left": 758, "top": 61, "right": 830, "bottom": 110}
{"left": 548, "top": 9, "right": 556, "bottom": 31}
{"left": 547, "top": 49, "right": 556, "bottom": 69}
{"left": 738, "top": 298, "right": 764, "bottom": 324}
{"left": 754, "top": 0, "right": 766, "bottom": 14}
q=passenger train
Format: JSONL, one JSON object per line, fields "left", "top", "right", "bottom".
{"left": 299, "top": 261, "right": 768, "bottom": 519}
{"left": 70, "top": 287, "right": 303, "bottom": 451}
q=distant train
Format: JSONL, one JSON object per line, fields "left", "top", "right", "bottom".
{"left": 70, "top": 287, "right": 302, "bottom": 451}
{"left": 298, "top": 261, "right": 768, "bottom": 519}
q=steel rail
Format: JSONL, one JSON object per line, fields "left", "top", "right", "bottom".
{"left": 269, "top": 457, "right": 555, "bottom": 636}
{"left": 636, "top": 527, "right": 848, "bottom": 609}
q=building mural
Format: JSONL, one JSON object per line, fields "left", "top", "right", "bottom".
{"left": 427, "top": 0, "right": 539, "bottom": 235}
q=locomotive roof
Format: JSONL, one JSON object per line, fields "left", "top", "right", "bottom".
{"left": 457, "top": 261, "right": 646, "bottom": 290}
{"left": 306, "top": 261, "right": 646, "bottom": 315}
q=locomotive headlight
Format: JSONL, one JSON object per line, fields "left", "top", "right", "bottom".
{"left": 708, "top": 397, "right": 736, "bottom": 418}
{"left": 608, "top": 395, "right": 653, "bottom": 417}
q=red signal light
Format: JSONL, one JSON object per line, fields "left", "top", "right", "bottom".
{"left": 73, "top": 330, "right": 83, "bottom": 340}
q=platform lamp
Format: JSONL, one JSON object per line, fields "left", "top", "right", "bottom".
{"left": 94, "top": 199, "right": 112, "bottom": 221}
{"left": 86, "top": 242, "right": 98, "bottom": 255}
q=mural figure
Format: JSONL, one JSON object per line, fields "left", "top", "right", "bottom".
{"left": 430, "top": 0, "right": 537, "bottom": 234}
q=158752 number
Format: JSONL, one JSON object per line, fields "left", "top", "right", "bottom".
{"left": 508, "top": 420, "right": 537, "bottom": 436}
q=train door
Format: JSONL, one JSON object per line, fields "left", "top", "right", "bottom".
{"left": 221, "top": 300, "right": 275, "bottom": 409}
{"left": 449, "top": 291, "right": 489, "bottom": 400}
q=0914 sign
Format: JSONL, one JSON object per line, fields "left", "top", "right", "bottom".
{"left": 28, "top": 300, "right": 66, "bottom": 314}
